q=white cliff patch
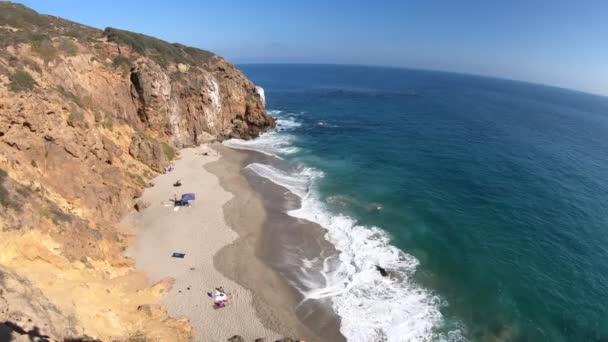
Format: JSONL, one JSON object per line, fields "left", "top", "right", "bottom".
{"left": 255, "top": 86, "right": 266, "bottom": 107}
{"left": 204, "top": 76, "right": 222, "bottom": 133}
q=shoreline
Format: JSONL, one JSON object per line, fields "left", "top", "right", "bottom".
{"left": 207, "top": 144, "right": 345, "bottom": 342}
{"left": 125, "top": 144, "right": 280, "bottom": 341}
{"left": 125, "top": 142, "right": 343, "bottom": 341}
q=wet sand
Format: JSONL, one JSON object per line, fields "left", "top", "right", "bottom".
{"left": 126, "top": 143, "right": 345, "bottom": 341}
{"left": 208, "top": 145, "right": 345, "bottom": 342}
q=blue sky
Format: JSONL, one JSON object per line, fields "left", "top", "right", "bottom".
{"left": 17, "top": 0, "right": 608, "bottom": 96}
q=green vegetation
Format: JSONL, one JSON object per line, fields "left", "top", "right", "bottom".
{"left": 56, "top": 86, "right": 82, "bottom": 106}
{"left": 0, "top": 168, "right": 10, "bottom": 207}
{"left": 31, "top": 35, "right": 57, "bottom": 62}
{"left": 102, "top": 117, "right": 114, "bottom": 130}
{"left": 21, "top": 57, "right": 42, "bottom": 73}
{"left": 0, "top": 168, "right": 24, "bottom": 211}
{"left": 39, "top": 207, "right": 73, "bottom": 224}
{"left": 9, "top": 69, "right": 37, "bottom": 92}
{"left": 112, "top": 55, "right": 132, "bottom": 69}
{"left": 170, "top": 71, "right": 183, "bottom": 82}
{"left": 0, "top": 2, "right": 100, "bottom": 48}
{"left": 67, "top": 108, "right": 85, "bottom": 127}
{"left": 128, "top": 172, "right": 147, "bottom": 187}
{"left": 161, "top": 142, "right": 176, "bottom": 160}
{"left": 104, "top": 27, "right": 214, "bottom": 67}
{"left": 125, "top": 331, "right": 153, "bottom": 342}
{"left": 60, "top": 37, "right": 78, "bottom": 56}
{"left": 137, "top": 131, "right": 176, "bottom": 161}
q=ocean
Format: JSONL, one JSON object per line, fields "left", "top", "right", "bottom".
{"left": 226, "top": 64, "right": 608, "bottom": 341}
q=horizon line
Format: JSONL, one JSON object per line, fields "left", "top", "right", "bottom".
{"left": 234, "top": 62, "right": 608, "bottom": 100}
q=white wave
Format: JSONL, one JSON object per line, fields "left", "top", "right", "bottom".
{"left": 245, "top": 163, "right": 320, "bottom": 198}
{"left": 267, "top": 109, "right": 283, "bottom": 116}
{"left": 246, "top": 162, "right": 465, "bottom": 342}
{"left": 277, "top": 116, "right": 302, "bottom": 130}
{"left": 223, "top": 131, "right": 299, "bottom": 157}
{"left": 227, "top": 108, "right": 462, "bottom": 341}
{"left": 223, "top": 115, "right": 303, "bottom": 157}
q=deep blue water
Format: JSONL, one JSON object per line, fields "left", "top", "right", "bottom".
{"left": 238, "top": 64, "right": 608, "bottom": 341}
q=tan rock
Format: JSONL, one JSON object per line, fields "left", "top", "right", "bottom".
{"left": 0, "top": 2, "right": 274, "bottom": 341}
{"left": 177, "top": 63, "right": 189, "bottom": 72}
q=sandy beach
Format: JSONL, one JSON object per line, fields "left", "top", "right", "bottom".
{"left": 125, "top": 144, "right": 282, "bottom": 341}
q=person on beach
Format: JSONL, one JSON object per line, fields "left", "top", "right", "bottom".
{"left": 210, "top": 287, "right": 228, "bottom": 308}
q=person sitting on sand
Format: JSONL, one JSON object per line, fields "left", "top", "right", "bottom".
{"left": 211, "top": 287, "right": 228, "bottom": 308}
{"left": 173, "top": 180, "right": 182, "bottom": 187}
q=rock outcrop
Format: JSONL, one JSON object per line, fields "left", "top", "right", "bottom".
{"left": 0, "top": 2, "right": 274, "bottom": 341}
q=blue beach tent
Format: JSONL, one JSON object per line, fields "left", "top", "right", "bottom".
{"left": 181, "top": 193, "right": 195, "bottom": 202}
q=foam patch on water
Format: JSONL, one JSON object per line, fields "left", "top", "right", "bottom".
{"left": 226, "top": 110, "right": 464, "bottom": 341}
{"left": 245, "top": 163, "right": 464, "bottom": 342}
{"left": 223, "top": 115, "right": 302, "bottom": 157}
{"left": 267, "top": 109, "right": 283, "bottom": 116}
{"left": 224, "top": 131, "right": 299, "bottom": 157}
{"left": 245, "top": 163, "right": 320, "bottom": 198}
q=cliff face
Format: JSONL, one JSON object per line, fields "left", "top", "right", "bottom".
{"left": 0, "top": 3, "right": 273, "bottom": 341}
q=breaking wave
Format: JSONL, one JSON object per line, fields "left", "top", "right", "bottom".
{"left": 226, "top": 111, "right": 464, "bottom": 341}
{"left": 223, "top": 112, "right": 302, "bottom": 157}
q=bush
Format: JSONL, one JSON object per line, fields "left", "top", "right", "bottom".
{"left": 161, "top": 142, "right": 176, "bottom": 160}
{"left": 0, "top": 169, "right": 23, "bottom": 211}
{"left": 104, "top": 27, "right": 214, "bottom": 67}
{"left": 102, "top": 117, "right": 114, "bottom": 130}
{"left": 31, "top": 35, "right": 57, "bottom": 61}
{"left": 60, "top": 37, "right": 78, "bottom": 56}
{"left": 22, "top": 57, "right": 42, "bottom": 73}
{"left": 112, "top": 55, "right": 131, "bottom": 69}
{"left": 9, "top": 70, "right": 37, "bottom": 92}
{"left": 67, "top": 107, "right": 87, "bottom": 128}
{"left": 125, "top": 331, "right": 153, "bottom": 342}
{"left": 128, "top": 172, "right": 147, "bottom": 187}
{"left": 0, "top": 3, "right": 101, "bottom": 49}
{"left": 56, "top": 86, "right": 82, "bottom": 106}
{"left": 39, "top": 207, "right": 73, "bottom": 224}
{"left": 0, "top": 168, "right": 9, "bottom": 207}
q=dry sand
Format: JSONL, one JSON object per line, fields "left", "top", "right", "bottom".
{"left": 125, "top": 145, "right": 280, "bottom": 342}
{"left": 207, "top": 145, "right": 324, "bottom": 341}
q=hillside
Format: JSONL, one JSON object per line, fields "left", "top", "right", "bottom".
{"left": 0, "top": 2, "right": 273, "bottom": 341}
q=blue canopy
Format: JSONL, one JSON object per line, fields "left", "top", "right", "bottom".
{"left": 181, "top": 193, "right": 196, "bottom": 202}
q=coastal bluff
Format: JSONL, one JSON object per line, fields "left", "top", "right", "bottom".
{"left": 0, "top": 2, "right": 274, "bottom": 341}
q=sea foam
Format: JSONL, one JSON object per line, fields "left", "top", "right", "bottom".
{"left": 225, "top": 112, "right": 464, "bottom": 342}
{"left": 223, "top": 114, "right": 301, "bottom": 157}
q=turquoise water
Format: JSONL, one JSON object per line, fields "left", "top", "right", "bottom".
{"left": 236, "top": 64, "right": 608, "bottom": 341}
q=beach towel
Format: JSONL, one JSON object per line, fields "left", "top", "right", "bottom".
{"left": 172, "top": 252, "right": 186, "bottom": 258}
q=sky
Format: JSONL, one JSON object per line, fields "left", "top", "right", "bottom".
{"left": 16, "top": 0, "right": 608, "bottom": 96}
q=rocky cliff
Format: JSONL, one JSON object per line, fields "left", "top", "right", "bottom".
{"left": 0, "top": 2, "right": 273, "bottom": 341}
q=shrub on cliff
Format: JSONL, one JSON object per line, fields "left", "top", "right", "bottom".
{"left": 39, "top": 207, "right": 73, "bottom": 224}
{"left": 0, "top": 168, "right": 9, "bottom": 207}
{"left": 31, "top": 35, "right": 57, "bottom": 62}
{"left": 112, "top": 55, "right": 132, "bottom": 69}
{"left": 104, "top": 27, "right": 214, "bottom": 67}
{"left": 9, "top": 69, "right": 37, "bottom": 92}
{"left": 161, "top": 142, "right": 176, "bottom": 160}
{"left": 0, "top": 2, "right": 99, "bottom": 48}
{"left": 60, "top": 37, "right": 79, "bottom": 56}
{"left": 0, "top": 168, "right": 22, "bottom": 211}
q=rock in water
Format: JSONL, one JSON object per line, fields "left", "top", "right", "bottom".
{"left": 376, "top": 265, "right": 389, "bottom": 277}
